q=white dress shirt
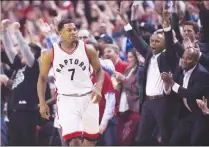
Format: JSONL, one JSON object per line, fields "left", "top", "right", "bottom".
{"left": 146, "top": 53, "right": 165, "bottom": 96}
{"left": 172, "top": 65, "right": 196, "bottom": 112}
{"left": 124, "top": 23, "right": 171, "bottom": 96}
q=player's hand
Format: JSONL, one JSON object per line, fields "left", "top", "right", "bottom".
{"left": 39, "top": 102, "right": 50, "bottom": 120}
{"left": 99, "top": 124, "right": 107, "bottom": 135}
{"left": 90, "top": 85, "right": 102, "bottom": 104}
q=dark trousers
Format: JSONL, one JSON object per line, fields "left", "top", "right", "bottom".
{"left": 8, "top": 111, "right": 38, "bottom": 146}
{"left": 135, "top": 98, "right": 170, "bottom": 145}
{"left": 169, "top": 111, "right": 208, "bottom": 145}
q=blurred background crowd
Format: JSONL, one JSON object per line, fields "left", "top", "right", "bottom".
{"left": 1, "top": 0, "right": 209, "bottom": 146}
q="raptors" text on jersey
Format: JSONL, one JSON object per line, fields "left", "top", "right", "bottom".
{"left": 56, "top": 58, "right": 87, "bottom": 73}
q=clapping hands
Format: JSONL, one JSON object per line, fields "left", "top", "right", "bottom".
{"left": 183, "top": 37, "right": 200, "bottom": 52}
{"left": 183, "top": 37, "right": 193, "bottom": 50}
{"left": 161, "top": 72, "right": 174, "bottom": 90}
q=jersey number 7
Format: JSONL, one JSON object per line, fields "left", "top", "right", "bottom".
{"left": 68, "top": 68, "right": 75, "bottom": 80}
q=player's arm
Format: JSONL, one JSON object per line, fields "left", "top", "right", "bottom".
{"left": 38, "top": 49, "right": 53, "bottom": 104}
{"left": 37, "top": 49, "right": 53, "bottom": 119}
{"left": 86, "top": 45, "right": 104, "bottom": 101}
{"left": 86, "top": 45, "right": 104, "bottom": 91}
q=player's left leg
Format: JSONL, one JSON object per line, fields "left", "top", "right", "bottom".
{"left": 81, "top": 95, "right": 99, "bottom": 146}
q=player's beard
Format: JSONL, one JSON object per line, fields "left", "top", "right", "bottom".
{"left": 70, "top": 39, "right": 78, "bottom": 44}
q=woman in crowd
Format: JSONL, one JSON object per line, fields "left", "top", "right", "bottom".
{"left": 113, "top": 49, "right": 144, "bottom": 145}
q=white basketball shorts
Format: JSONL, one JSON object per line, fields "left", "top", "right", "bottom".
{"left": 56, "top": 93, "right": 99, "bottom": 141}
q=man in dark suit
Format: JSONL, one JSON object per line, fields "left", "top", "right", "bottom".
{"left": 118, "top": 5, "right": 179, "bottom": 145}
{"left": 177, "top": 1, "right": 209, "bottom": 55}
{"left": 161, "top": 48, "right": 209, "bottom": 145}
{"left": 169, "top": 2, "right": 209, "bottom": 70}
{"left": 164, "top": 13, "right": 209, "bottom": 71}
{"left": 182, "top": 21, "right": 209, "bottom": 54}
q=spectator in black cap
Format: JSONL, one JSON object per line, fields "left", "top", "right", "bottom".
{"left": 138, "top": 22, "right": 156, "bottom": 44}
{"left": 99, "top": 34, "right": 114, "bottom": 45}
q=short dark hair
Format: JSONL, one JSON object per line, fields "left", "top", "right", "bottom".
{"left": 29, "top": 43, "right": 41, "bottom": 59}
{"left": 57, "top": 19, "right": 73, "bottom": 32}
{"left": 183, "top": 21, "right": 199, "bottom": 33}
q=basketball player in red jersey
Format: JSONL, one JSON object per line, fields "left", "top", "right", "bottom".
{"left": 37, "top": 19, "right": 104, "bottom": 146}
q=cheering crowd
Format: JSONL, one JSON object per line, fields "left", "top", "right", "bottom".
{"left": 1, "top": 0, "right": 209, "bottom": 146}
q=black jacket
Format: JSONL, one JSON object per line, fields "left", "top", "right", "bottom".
{"left": 172, "top": 64, "right": 209, "bottom": 114}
